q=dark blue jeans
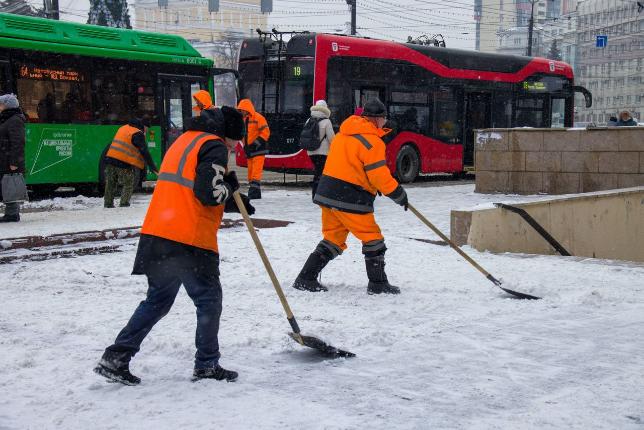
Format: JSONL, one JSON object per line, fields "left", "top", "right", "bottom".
{"left": 107, "top": 262, "right": 223, "bottom": 369}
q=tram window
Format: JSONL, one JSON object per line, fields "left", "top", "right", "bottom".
{"left": 432, "top": 87, "right": 461, "bottom": 144}
{"left": 15, "top": 62, "right": 92, "bottom": 123}
{"left": 389, "top": 91, "right": 430, "bottom": 135}
{"left": 491, "top": 94, "right": 513, "bottom": 128}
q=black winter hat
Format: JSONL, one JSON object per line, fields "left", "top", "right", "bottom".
{"left": 221, "top": 106, "right": 245, "bottom": 140}
{"left": 361, "top": 98, "right": 387, "bottom": 117}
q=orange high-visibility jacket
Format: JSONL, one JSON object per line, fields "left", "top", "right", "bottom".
{"left": 313, "top": 115, "right": 400, "bottom": 214}
{"left": 238, "top": 99, "right": 270, "bottom": 157}
{"left": 106, "top": 125, "right": 145, "bottom": 169}
{"left": 141, "top": 130, "right": 225, "bottom": 252}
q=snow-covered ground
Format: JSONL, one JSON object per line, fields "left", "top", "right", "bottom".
{"left": 1, "top": 184, "right": 643, "bottom": 429}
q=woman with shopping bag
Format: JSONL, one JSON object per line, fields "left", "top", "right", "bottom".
{"left": 0, "top": 94, "right": 27, "bottom": 222}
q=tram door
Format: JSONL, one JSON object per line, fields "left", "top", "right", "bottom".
{"left": 464, "top": 92, "right": 491, "bottom": 166}
{"left": 159, "top": 75, "right": 207, "bottom": 153}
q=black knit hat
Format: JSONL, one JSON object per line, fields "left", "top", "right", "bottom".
{"left": 221, "top": 106, "right": 245, "bottom": 140}
{"left": 361, "top": 98, "right": 387, "bottom": 117}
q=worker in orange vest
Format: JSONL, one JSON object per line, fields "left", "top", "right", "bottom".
{"left": 104, "top": 117, "right": 158, "bottom": 208}
{"left": 94, "top": 107, "right": 255, "bottom": 385}
{"left": 192, "top": 89, "right": 213, "bottom": 114}
{"left": 292, "top": 99, "right": 408, "bottom": 295}
{"left": 237, "top": 99, "right": 270, "bottom": 199}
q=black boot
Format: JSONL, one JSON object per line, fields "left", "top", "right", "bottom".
{"left": 193, "top": 365, "right": 238, "bottom": 382}
{"left": 292, "top": 250, "right": 332, "bottom": 292}
{"left": 365, "top": 255, "right": 400, "bottom": 295}
{"left": 248, "top": 182, "right": 261, "bottom": 200}
{"left": 94, "top": 350, "right": 140, "bottom": 385}
{"left": 0, "top": 214, "right": 19, "bottom": 222}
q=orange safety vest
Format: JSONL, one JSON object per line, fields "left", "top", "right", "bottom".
{"left": 141, "top": 131, "right": 225, "bottom": 253}
{"left": 106, "top": 125, "right": 146, "bottom": 169}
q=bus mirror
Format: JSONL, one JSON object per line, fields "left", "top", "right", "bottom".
{"left": 573, "top": 85, "right": 592, "bottom": 108}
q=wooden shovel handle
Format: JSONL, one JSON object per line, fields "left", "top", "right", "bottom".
{"left": 232, "top": 192, "right": 301, "bottom": 334}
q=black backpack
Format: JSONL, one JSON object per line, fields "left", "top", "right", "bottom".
{"left": 299, "top": 117, "right": 323, "bottom": 151}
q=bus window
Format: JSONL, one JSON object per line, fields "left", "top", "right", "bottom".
{"left": 0, "top": 62, "right": 8, "bottom": 94}
{"left": 15, "top": 62, "right": 91, "bottom": 123}
{"left": 551, "top": 98, "right": 566, "bottom": 128}
{"left": 389, "top": 91, "right": 430, "bottom": 135}
{"left": 516, "top": 97, "right": 545, "bottom": 127}
{"left": 491, "top": 93, "right": 513, "bottom": 128}
{"left": 238, "top": 60, "right": 263, "bottom": 109}
{"left": 281, "top": 58, "right": 313, "bottom": 114}
{"left": 432, "top": 87, "right": 461, "bottom": 144}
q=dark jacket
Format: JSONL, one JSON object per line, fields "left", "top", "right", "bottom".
{"left": 105, "top": 120, "right": 158, "bottom": 172}
{"left": 0, "top": 108, "right": 26, "bottom": 174}
{"left": 132, "top": 110, "right": 230, "bottom": 277}
{"left": 616, "top": 118, "right": 637, "bottom": 127}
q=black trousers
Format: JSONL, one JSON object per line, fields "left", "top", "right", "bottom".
{"left": 309, "top": 154, "right": 327, "bottom": 198}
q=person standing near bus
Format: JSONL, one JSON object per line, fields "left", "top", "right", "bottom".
{"left": 292, "top": 99, "right": 408, "bottom": 295}
{"left": 103, "top": 117, "right": 158, "bottom": 208}
{"left": 94, "top": 107, "right": 254, "bottom": 385}
{"left": 0, "top": 94, "right": 26, "bottom": 223}
{"left": 305, "top": 100, "right": 335, "bottom": 199}
{"left": 237, "top": 99, "right": 270, "bottom": 200}
{"left": 192, "top": 90, "right": 214, "bottom": 114}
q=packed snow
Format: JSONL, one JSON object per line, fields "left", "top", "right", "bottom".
{"left": 1, "top": 184, "right": 643, "bottom": 429}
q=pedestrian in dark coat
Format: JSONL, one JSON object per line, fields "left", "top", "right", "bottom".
{"left": 0, "top": 94, "right": 26, "bottom": 222}
{"left": 94, "top": 106, "right": 255, "bottom": 385}
{"left": 617, "top": 111, "right": 637, "bottom": 127}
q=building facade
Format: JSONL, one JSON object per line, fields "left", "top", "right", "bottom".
{"left": 574, "top": 0, "right": 644, "bottom": 124}
{"left": 133, "top": 0, "right": 269, "bottom": 67}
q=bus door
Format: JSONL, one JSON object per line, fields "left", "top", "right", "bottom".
{"left": 464, "top": 92, "right": 491, "bottom": 166}
{"left": 353, "top": 87, "right": 385, "bottom": 112}
{"left": 158, "top": 74, "right": 207, "bottom": 153}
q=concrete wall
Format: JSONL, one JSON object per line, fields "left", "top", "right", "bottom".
{"left": 475, "top": 127, "right": 644, "bottom": 194}
{"left": 450, "top": 187, "right": 644, "bottom": 262}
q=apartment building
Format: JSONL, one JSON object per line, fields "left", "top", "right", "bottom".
{"left": 133, "top": 0, "right": 269, "bottom": 67}
{"left": 575, "top": 0, "right": 643, "bottom": 124}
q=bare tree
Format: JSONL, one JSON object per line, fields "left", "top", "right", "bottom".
{"left": 211, "top": 30, "right": 244, "bottom": 69}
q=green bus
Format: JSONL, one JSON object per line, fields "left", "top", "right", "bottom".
{"left": 0, "top": 12, "right": 215, "bottom": 194}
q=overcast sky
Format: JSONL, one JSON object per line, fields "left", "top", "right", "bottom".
{"left": 34, "top": 0, "right": 476, "bottom": 50}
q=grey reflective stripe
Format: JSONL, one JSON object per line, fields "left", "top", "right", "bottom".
{"left": 109, "top": 145, "right": 143, "bottom": 161}
{"left": 353, "top": 134, "right": 372, "bottom": 150}
{"left": 362, "top": 240, "right": 385, "bottom": 252}
{"left": 249, "top": 149, "right": 269, "bottom": 156}
{"left": 318, "top": 240, "right": 343, "bottom": 257}
{"left": 258, "top": 125, "right": 268, "bottom": 131}
{"left": 156, "top": 132, "right": 214, "bottom": 189}
{"left": 364, "top": 160, "right": 387, "bottom": 172}
{"left": 248, "top": 120, "right": 259, "bottom": 124}
{"left": 314, "top": 194, "right": 374, "bottom": 213}
{"left": 111, "top": 140, "right": 143, "bottom": 160}
{"left": 157, "top": 172, "right": 194, "bottom": 188}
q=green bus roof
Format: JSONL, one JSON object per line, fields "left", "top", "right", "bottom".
{"left": 0, "top": 12, "right": 212, "bottom": 67}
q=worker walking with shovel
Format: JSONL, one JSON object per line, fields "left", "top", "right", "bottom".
{"left": 292, "top": 99, "right": 409, "bottom": 295}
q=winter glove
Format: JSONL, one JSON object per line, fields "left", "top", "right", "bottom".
{"left": 223, "top": 171, "right": 240, "bottom": 193}
{"left": 224, "top": 192, "right": 256, "bottom": 215}
{"left": 244, "top": 142, "right": 257, "bottom": 158}
{"left": 386, "top": 185, "right": 408, "bottom": 211}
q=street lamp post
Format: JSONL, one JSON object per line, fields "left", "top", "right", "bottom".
{"left": 527, "top": 0, "right": 536, "bottom": 56}
{"left": 345, "top": 0, "right": 356, "bottom": 35}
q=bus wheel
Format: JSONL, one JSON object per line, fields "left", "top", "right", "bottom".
{"left": 395, "top": 145, "right": 419, "bottom": 183}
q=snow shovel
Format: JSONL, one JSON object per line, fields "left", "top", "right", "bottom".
{"left": 407, "top": 203, "right": 540, "bottom": 300}
{"left": 232, "top": 192, "right": 355, "bottom": 358}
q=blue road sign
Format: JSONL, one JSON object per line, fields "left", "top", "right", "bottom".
{"left": 596, "top": 35, "right": 608, "bottom": 48}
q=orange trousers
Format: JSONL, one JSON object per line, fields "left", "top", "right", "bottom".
{"left": 247, "top": 155, "right": 265, "bottom": 182}
{"left": 321, "top": 207, "right": 384, "bottom": 251}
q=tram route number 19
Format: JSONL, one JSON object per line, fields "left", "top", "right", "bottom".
{"left": 292, "top": 66, "right": 302, "bottom": 77}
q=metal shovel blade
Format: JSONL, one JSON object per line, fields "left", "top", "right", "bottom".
{"left": 288, "top": 332, "right": 356, "bottom": 358}
{"left": 499, "top": 286, "right": 541, "bottom": 300}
